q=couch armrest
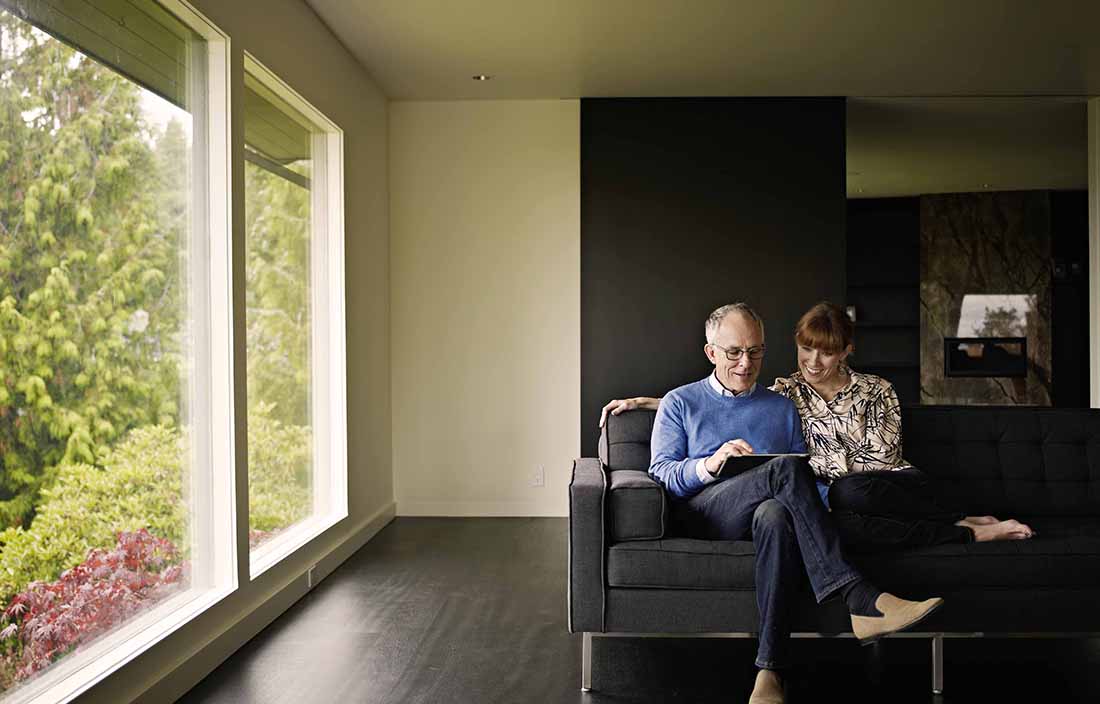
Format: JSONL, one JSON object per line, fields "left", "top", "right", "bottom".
{"left": 569, "top": 457, "right": 607, "bottom": 633}
{"left": 608, "top": 470, "right": 667, "bottom": 541}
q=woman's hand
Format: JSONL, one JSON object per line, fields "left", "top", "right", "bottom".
{"left": 598, "top": 397, "right": 661, "bottom": 427}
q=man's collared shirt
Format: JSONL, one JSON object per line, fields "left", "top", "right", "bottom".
{"left": 708, "top": 372, "right": 756, "bottom": 398}
{"left": 695, "top": 373, "right": 758, "bottom": 483}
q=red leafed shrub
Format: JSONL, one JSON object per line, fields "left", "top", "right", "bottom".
{"left": 249, "top": 528, "right": 275, "bottom": 549}
{"left": 0, "top": 529, "right": 187, "bottom": 686}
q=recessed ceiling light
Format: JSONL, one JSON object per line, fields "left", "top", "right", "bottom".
{"left": 472, "top": 74, "right": 492, "bottom": 81}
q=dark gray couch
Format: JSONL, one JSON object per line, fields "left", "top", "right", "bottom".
{"left": 568, "top": 405, "right": 1100, "bottom": 694}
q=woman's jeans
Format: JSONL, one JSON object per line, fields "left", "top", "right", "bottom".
{"left": 669, "top": 455, "right": 862, "bottom": 670}
{"left": 827, "top": 468, "right": 973, "bottom": 552}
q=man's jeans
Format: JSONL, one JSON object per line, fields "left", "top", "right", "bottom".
{"left": 669, "top": 456, "right": 861, "bottom": 670}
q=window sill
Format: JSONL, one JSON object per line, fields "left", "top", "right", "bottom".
{"left": 249, "top": 511, "right": 347, "bottom": 580}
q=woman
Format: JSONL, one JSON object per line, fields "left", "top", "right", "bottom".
{"left": 600, "top": 301, "right": 1034, "bottom": 550}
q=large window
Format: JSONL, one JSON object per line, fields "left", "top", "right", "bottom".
{"left": 243, "top": 54, "right": 346, "bottom": 577}
{"left": 0, "top": 1, "right": 234, "bottom": 701}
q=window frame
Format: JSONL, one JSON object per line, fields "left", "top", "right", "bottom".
{"left": 242, "top": 52, "right": 347, "bottom": 580}
{"left": 0, "top": 0, "right": 237, "bottom": 702}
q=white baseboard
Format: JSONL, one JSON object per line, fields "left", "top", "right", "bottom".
{"left": 397, "top": 499, "right": 566, "bottom": 517}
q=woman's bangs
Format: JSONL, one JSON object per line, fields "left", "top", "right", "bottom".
{"left": 795, "top": 320, "right": 844, "bottom": 354}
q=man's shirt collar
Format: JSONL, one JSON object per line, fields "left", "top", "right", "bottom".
{"left": 709, "top": 372, "right": 756, "bottom": 398}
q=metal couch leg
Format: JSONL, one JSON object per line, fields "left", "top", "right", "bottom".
{"left": 582, "top": 632, "right": 592, "bottom": 692}
{"left": 932, "top": 634, "right": 944, "bottom": 695}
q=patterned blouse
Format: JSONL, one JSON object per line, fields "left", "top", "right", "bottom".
{"left": 769, "top": 368, "right": 910, "bottom": 482}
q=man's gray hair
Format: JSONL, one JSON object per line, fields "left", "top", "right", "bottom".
{"left": 705, "top": 303, "right": 765, "bottom": 344}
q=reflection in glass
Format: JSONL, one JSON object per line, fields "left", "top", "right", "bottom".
{"left": 0, "top": 8, "right": 198, "bottom": 694}
{"left": 244, "top": 81, "right": 314, "bottom": 551}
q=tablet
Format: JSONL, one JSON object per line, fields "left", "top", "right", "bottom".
{"left": 716, "top": 453, "right": 810, "bottom": 478}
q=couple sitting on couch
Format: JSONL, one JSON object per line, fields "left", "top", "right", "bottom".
{"left": 598, "top": 301, "right": 1034, "bottom": 704}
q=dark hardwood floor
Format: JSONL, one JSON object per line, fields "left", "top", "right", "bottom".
{"left": 180, "top": 518, "right": 1100, "bottom": 703}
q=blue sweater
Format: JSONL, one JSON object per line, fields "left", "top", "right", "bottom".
{"left": 649, "top": 377, "right": 808, "bottom": 499}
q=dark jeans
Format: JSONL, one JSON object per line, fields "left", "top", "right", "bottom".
{"left": 828, "top": 468, "right": 973, "bottom": 552}
{"left": 669, "top": 456, "right": 861, "bottom": 670}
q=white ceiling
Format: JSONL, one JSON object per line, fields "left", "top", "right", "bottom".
{"left": 847, "top": 97, "right": 1087, "bottom": 198}
{"left": 305, "top": 1, "right": 1097, "bottom": 196}
{"left": 305, "top": 0, "right": 1099, "bottom": 100}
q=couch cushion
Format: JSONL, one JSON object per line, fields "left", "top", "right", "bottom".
{"left": 599, "top": 410, "right": 656, "bottom": 471}
{"left": 604, "top": 586, "right": 1100, "bottom": 634}
{"left": 902, "top": 407, "right": 1100, "bottom": 516}
{"left": 600, "top": 408, "right": 1100, "bottom": 517}
{"left": 854, "top": 517, "right": 1100, "bottom": 591}
{"left": 607, "top": 518, "right": 1100, "bottom": 591}
{"left": 608, "top": 470, "right": 667, "bottom": 541}
{"left": 607, "top": 538, "right": 758, "bottom": 589}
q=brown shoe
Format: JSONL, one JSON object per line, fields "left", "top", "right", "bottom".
{"left": 851, "top": 592, "right": 944, "bottom": 644}
{"left": 748, "top": 669, "right": 784, "bottom": 704}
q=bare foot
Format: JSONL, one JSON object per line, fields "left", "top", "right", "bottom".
{"left": 961, "top": 515, "right": 999, "bottom": 526}
{"left": 957, "top": 519, "right": 1035, "bottom": 542}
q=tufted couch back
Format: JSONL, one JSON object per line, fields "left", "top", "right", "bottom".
{"left": 903, "top": 406, "right": 1100, "bottom": 516}
{"left": 599, "top": 406, "right": 1100, "bottom": 517}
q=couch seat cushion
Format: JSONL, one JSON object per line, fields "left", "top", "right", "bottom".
{"left": 607, "top": 518, "right": 1100, "bottom": 590}
{"left": 607, "top": 538, "right": 757, "bottom": 589}
{"left": 855, "top": 517, "right": 1100, "bottom": 591}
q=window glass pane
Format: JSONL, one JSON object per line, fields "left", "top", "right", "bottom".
{"left": 244, "top": 85, "right": 313, "bottom": 552}
{"left": 0, "top": 5, "right": 200, "bottom": 695}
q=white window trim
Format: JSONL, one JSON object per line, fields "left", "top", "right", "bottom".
{"left": 249, "top": 513, "right": 344, "bottom": 578}
{"left": 4, "top": 1, "right": 237, "bottom": 702}
{"left": 243, "top": 53, "right": 347, "bottom": 580}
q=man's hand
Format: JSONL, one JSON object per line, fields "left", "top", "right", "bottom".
{"left": 704, "top": 439, "right": 755, "bottom": 475}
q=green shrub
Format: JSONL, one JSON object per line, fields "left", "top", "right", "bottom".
{"left": 0, "top": 426, "right": 184, "bottom": 607}
{"left": 248, "top": 401, "right": 312, "bottom": 533}
{"left": 0, "top": 411, "right": 312, "bottom": 608}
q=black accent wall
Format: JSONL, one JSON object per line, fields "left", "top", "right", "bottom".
{"left": 846, "top": 197, "right": 921, "bottom": 405}
{"left": 580, "top": 98, "right": 847, "bottom": 457}
{"left": 1050, "top": 190, "right": 1090, "bottom": 407}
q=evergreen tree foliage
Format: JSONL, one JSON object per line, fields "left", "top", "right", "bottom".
{"left": 0, "top": 15, "right": 185, "bottom": 528}
{"left": 245, "top": 155, "right": 314, "bottom": 541}
{"left": 0, "top": 9, "right": 314, "bottom": 562}
{"left": 245, "top": 161, "right": 311, "bottom": 428}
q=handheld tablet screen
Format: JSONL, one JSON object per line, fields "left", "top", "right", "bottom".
{"left": 717, "top": 453, "right": 810, "bottom": 478}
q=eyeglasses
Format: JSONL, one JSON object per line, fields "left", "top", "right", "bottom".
{"left": 711, "top": 343, "right": 766, "bottom": 362}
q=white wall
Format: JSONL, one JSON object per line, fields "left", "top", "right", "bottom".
{"left": 80, "top": 1, "right": 394, "bottom": 701}
{"left": 391, "top": 100, "right": 580, "bottom": 516}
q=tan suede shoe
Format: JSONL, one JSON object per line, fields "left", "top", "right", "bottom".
{"left": 748, "top": 669, "right": 784, "bottom": 704}
{"left": 851, "top": 592, "right": 944, "bottom": 644}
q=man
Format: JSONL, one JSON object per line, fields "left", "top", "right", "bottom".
{"left": 648, "top": 302, "right": 942, "bottom": 704}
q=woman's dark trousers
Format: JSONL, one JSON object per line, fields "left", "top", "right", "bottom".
{"left": 827, "top": 468, "right": 973, "bottom": 552}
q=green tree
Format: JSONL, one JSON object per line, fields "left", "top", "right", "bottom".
{"left": 244, "top": 161, "right": 311, "bottom": 427}
{"left": 244, "top": 158, "right": 313, "bottom": 541}
{"left": 0, "top": 15, "right": 183, "bottom": 527}
{"left": 977, "top": 306, "right": 1026, "bottom": 338}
